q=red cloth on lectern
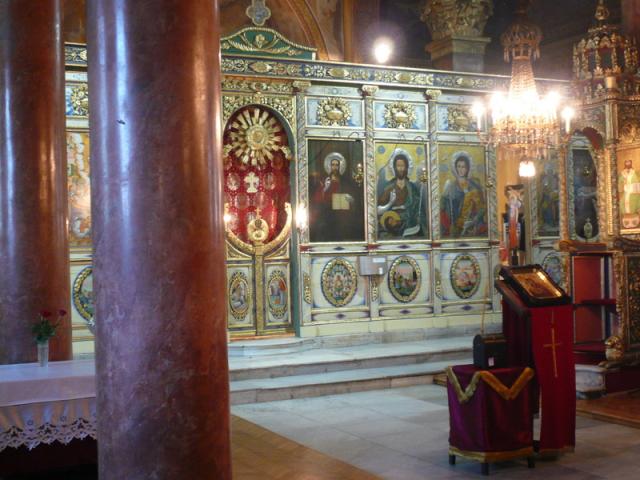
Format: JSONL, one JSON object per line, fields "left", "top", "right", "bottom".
{"left": 501, "top": 291, "right": 576, "bottom": 453}
{"left": 447, "top": 365, "right": 534, "bottom": 457}
{"left": 530, "top": 305, "right": 576, "bottom": 452}
{"left": 502, "top": 299, "right": 532, "bottom": 367}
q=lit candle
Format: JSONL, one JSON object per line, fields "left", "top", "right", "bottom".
{"left": 295, "top": 203, "right": 308, "bottom": 230}
{"left": 472, "top": 102, "right": 484, "bottom": 131}
{"left": 561, "top": 106, "right": 575, "bottom": 134}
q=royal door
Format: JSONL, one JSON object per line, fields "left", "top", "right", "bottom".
{"left": 223, "top": 105, "right": 294, "bottom": 336}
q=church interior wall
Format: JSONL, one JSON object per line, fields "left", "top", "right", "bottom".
{"left": 58, "top": 2, "right": 620, "bottom": 354}
{"left": 65, "top": 40, "right": 573, "bottom": 353}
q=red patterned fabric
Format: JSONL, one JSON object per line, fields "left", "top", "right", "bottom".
{"left": 448, "top": 365, "right": 534, "bottom": 456}
{"left": 223, "top": 106, "right": 290, "bottom": 243}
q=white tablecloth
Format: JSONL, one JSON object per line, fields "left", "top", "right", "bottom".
{"left": 0, "top": 360, "right": 97, "bottom": 451}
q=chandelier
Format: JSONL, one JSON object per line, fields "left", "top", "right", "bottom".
{"left": 473, "top": 0, "right": 574, "bottom": 177}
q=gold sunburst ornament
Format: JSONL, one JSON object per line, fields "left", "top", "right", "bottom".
{"left": 228, "top": 107, "right": 289, "bottom": 167}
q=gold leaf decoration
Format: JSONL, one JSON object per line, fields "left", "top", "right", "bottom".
{"left": 383, "top": 102, "right": 416, "bottom": 129}
{"left": 446, "top": 106, "right": 474, "bottom": 131}
{"left": 303, "top": 273, "right": 312, "bottom": 304}
{"left": 316, "top": 97, "right": 352, "bottom": 127}
{"left": 70, "top": 84, "right": 89, "bottom": 116}
{"left": 227, "top": 107, "right": 288, "bottom": 167}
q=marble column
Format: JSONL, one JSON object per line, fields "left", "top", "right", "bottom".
{"left": 0, "top": 0, "right": 71, "bottom": 364}
{"left": 422, "top": 0, "right": 493, "bottom": 73}
{"left": 86, "top": 0, "right": 231, "bottom": 478}
{"left": 622, "top": 0, "right": 640, "bottom": 42}
{"left": 342, "top": 0, "right": 355, "bottom": 62}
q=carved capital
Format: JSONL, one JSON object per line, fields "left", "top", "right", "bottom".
{"left": 421, "top": 0, "right": 494, "bottom": 41}
{"left": 425, "top": 89, "right": 442, "bottom": 101}
{"left": 361, "top": 85, "right": 379, "bottom": 97}
{"left": 292, "top": 80, "right": 312, "bottom": 93}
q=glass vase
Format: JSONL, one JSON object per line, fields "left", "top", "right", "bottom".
{"left": 37, "top": 340, "right": 49, "bottom": 367}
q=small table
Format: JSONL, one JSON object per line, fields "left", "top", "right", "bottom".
{"left": 446, "top": 364, "right": 535, "bottom": 476}
{"left": 0, "top": 360, "right": 97, "bottom": 475}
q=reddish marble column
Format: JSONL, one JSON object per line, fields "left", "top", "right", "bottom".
{"left": 622, "top": 0, "right": 640, "bottom": 42}
{"left": 86, "top": 0, "right": 231, "bottom": 478}
{"left": 0, "top": 0, "right": 71, "bottom": 364}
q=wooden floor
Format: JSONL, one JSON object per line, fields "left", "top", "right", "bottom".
{"left": 3, "top": 416, "right": 378, "bottom": 480}
{"left": 577, "top": 389, "right": 640, "bottom": 429}
{"left": 231, "top": 415, "right": 380, "bottom": 480}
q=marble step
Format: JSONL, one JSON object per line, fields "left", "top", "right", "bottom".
{"left": 230, "top": 358, "right": 464, "bottom": 405}
{"left": 229, "top": 336, "right": 473, "bottom": 382}
{"left": 228, "top": 337, "right": 316, "bottom": 357}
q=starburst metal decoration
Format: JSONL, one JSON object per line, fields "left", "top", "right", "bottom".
{"left": 227, "top": 107, "right": 290, "bottom": 167}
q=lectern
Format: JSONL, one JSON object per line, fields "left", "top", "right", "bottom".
{"left": 496, "top": 265, "right": 576, "bottom": 454}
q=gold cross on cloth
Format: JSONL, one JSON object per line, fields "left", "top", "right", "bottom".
{"left": 543, "top": 312, "right": 562, "bottom": 378}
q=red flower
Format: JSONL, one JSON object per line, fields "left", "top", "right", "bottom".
{"left": 41, "top": 311, "right": 52, "bottom": 318}
{"left": 58, "top": 309, "right": 67, "bottom": 317}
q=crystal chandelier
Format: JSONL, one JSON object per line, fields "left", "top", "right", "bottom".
{"left": 473, "top": 0, "right": 574, "bottom": 177}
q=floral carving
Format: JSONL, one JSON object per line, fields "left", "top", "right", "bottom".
{"left": 422, "top": 0, "right": 494, "bottom": 41}
{"left": 64, "top": 45, "right": 88, "bottom": 66}
{"left": 383, "top": 102, "right": 416, "bottom": 129}
{"left": 316, "top": 97, "right": 352, "bottom": 127}
{"left": 446, "top": 105, "right": 475, "bottom": 131}
{"left": 303, "top": 273, "right": 312, "bottom": 304}
{"left": 69, "top": 84, "right": 89, "bottom": 116}
{"left": 618, "top": 105, "right": 640, "bottom": 144}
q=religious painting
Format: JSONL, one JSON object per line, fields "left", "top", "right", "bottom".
{"left": 542, "top": 252, "right": 566, "bottom": 290}
{"left": 536, "top": 151, "right": 560, "bottom": 237}
{"left": 228, "top": 271, "right": 251, "bottom": 321}
{"left": 375, "top": 143, "right": 429, "bottom": 240}
{"left": 450, "top": 254, "right": 481, "bottom": 299}
{"left": 267, "top": 269, "right": 288, "bottom": 320}
{"left": 616, "top": 147, "right": 640, "bottom": 234}
{"left": 509, "top": 268, "right": 564, "bottom": 300}
{"left": 72, "top": 265, "right": 94, "bottom": 333}
{"left": 308, "top": 139, "right": 365, "bottom": 243}
{"left": 223, "top": 106, "right": 291, "bottom": 243}
{"left": 438, "top": 144, "right": 487, "bottom": 239}
{"left": 388, "top": 256, "right": 421, "bottom": 303}
{"left": 573, "top": 148, "right": 599, "bottom": 239}
{"left": 321, "top": 258, "right": 358, "bottom": 307}
{"left": 67, "top": 131, "right": 92, "bottom": 248}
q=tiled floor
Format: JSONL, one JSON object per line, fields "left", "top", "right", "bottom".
{"left": 232, "top": 384, "right": 640, "bottom": 479}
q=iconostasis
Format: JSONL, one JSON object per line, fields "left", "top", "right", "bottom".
{"left": 62, "top": 29, "right": 597, "bottom": 350}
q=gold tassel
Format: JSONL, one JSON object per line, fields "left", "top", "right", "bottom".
{"left": 446, "top": 366, "right": 535, "bottom": 404}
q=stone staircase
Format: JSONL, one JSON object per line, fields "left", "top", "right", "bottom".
{"left": 228, "top": 335, "right": 471, "bottom": 404}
